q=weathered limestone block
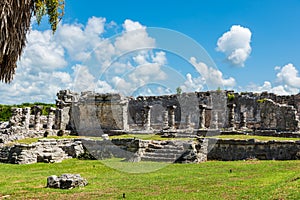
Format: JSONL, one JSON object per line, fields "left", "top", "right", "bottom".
{"left": 211, "top": 111, "right": 218, "bottom": 129}
{"left": 162, "top": 110, "right": 169, "bottom": 129}
{"left": 185, "top": 115, "right": 191, "bottom": 129}
{"left": 46, "top": 107, "right": 56, "bottom": 130}
{"left": 22, "top": 107, "right": 31, "bottom": 129}
{"left": 143, "top": 105, "right": 152, "bottom": 130}
{"left": 207, "top": 139, "right": 300, "bottom": 161}
{"left": 239, "top": 112, "right": 247, "bottom": 129}
{"left": 227, "top": 103, "right": 236, "bottom": 130}
{"left": 33, "top": 106, "right": 43, "bottom": 131}
{"left": 260, "top": 99, "right": 299, "bottom": 131}
{"left": 9, "top": 108, "right": 23, "bottom": 127}
{"left": 167, "top": 105, "right": 177, "bottom": 129}
{"left": 199, "top": 105, "right": 206, "bottom": 129}
{"left": 47, "top": 174, "right": 88, "bottom": 189}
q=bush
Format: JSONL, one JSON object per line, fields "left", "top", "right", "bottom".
{"left": 227, "top": 93, "right": 235, "bottom": 101}
{"left": 257, "top": 98, "right": 267, "bottom": 103}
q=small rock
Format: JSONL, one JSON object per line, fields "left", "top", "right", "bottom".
{"left": 102, "top": 134, "right": 109, "bottom": 140}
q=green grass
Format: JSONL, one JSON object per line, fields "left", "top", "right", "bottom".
{"left": 8, "top": 136, "right": 88, "bottom": 145}
{"left": 110, "top": 134, "right": 193, "bottom": 141}
{"left": 0, "top": 159, "right": 299, "bottom": 199}
{"left": 211, "top": 134, "right": 300, "bottom": 141}
{"left": 8, "top": 134, "right": 300, "bottom": 146}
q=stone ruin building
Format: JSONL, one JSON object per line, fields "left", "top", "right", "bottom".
{"left": 2, "top": 89, "right": 299, "bottom": 139}
{"left": 0, "top": 89, "right": 300, "bottom": 164}
{"left": 55, "top": 89, "right": 300, "bottom": 136}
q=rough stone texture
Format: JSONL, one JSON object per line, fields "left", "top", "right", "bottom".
{"left": 52, "top": 90, "right": 300, "bottom": 133}
{"left": 47, "top": 174, "right": 88, "bottom": 189}
{"left": 70, "top": 92, "right": 129, "bottom": 136}
{"left": 55, "top": 90, "right": 78, "bottom": 131}
{"left": 0, "top": 139, "right": 84, "bottom": 164}
{"left": 207, "top": 138, "right": 300, "bottom": 160}
{"left": 260, "top": 99, "right": 299, "bottom": 131}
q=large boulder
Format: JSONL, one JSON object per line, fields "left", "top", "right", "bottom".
{"left": 47, "top": 174, "right": 88, "bottom": 189}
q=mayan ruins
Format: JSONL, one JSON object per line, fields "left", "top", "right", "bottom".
{"left": 0, "top": 89, "right": 299, "bottom": 165}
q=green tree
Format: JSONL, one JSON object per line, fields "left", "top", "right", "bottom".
{"left": 176, "top": 87, "right": 182, "bottom": 95}
{"left": 0, "top": 0, "right": 65, "bottom": 83}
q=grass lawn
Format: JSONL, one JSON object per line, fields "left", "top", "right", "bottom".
{"left": 0, "top": 159, "right": 299, "bottom": 200}
{"left": 210, "top": 134, "right": 300, "bottom": 141}
{"left": 8, "top": 133, "right": 300, "bottom": 146}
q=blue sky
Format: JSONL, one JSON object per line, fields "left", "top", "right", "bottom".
{"left": 1, "top": 0, "right": 300, "bottom": 104}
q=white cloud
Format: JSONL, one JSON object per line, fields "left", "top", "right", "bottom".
{"left": 189, "top": 57, "right": 236, "bottom": 88}
{"left": 114, "top": 19, "right": 155, "bottom": 53}
{"left": 180, "top": 73, "right": 204, "bottom": 92}
{"left": 123, "top": 19, "right": 145, "bottom": 31}
{"left": 217, "top": 25, "right": 252, "bottom": 66}
{"left": 276, "top": 63, "right": 300, "bottom": 88}
{"left": 22, "top": 30, "right": 67, "bottom": 71}
{"left": 0, "top": 17, "right": 165, "bottom": 104}
{"left": 245, "top": 63, "right": 300, "bottom": 95}
{"left": 246, "top": 81, "right": 298, "bottom": 95}
{"left": 109, "top": 51, "right": 169, "bottom": 95}
{"left": 55, "top": 17, "right": 106, "bottom": 62}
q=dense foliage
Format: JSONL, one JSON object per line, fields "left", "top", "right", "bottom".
{"left": 0, "top": 103, "right": 56, "bottom": 122}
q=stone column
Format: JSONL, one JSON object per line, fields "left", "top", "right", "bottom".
{"left": 47, "top": 107, "right": 56, "bottom": 130}
{"left": 143, "top": 105, "right": 152, "bottom": 131}
{"left": 9, "top": 107, "right": 23, "bottom": 127}
{"left": 199, "top": 105, "right": 207, "bottom": 129}
{"left": 141, "top": 109, "right": 146, "bottom": 128}
{"left": 211, "top": 111, "right": 218, "bottom": 129}
{"left": 227, "top": 103, "right": 236, "bottom": 130}
{"left": 239, "top": 112, "right": 247, "bottom": 129}
{"left": 186, "top": 114, "right": 191, "bottom": 129}
{"left": 34, "top": 106, "right": 43, "bottom": 131}
{"left": 22, "top": 107, "right": 31, "bottom": 130}
{"left": 54, "top": 109, "right": 62, "bottom": 130}
{"left": 121, "top": 101, "right": 129, "bottom": 131}
{"left": 168, "top": 105, "right": 177, "bottom": 129}
{"left": 162, "top": 110, "right": 169, "bottom": 129}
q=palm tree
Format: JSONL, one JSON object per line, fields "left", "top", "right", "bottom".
{"left": 0, "top": 0, "right": 64, "bottom": 83}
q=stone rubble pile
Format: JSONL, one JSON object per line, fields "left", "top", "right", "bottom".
{"left": 47, "top": 174, "right": 88, "bottom": 189}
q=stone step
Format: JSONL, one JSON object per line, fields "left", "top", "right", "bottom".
{"left": 141, "top": 156, "right": 177, "bottom": 163}
{"left": 175, "top": 134, "right": 197, "bottom": 138}
{"left": 142, "top": 152, "right": 183, "bottom": 159}
{"left": 149, "top": 144, "right": 184, "bottom": 150}
{"left": 145, "top": 148, "right": 185, "bottom": 154}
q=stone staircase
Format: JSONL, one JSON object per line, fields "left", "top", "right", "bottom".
{"left": 141, "top": 140, "right": 188, "bottom": 163}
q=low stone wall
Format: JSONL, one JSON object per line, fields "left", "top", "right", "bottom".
{"left": 1, "top": 138, "right": 300, "bottom": 164}
{"left": 0, "top": 139, "right": 84, "bottom": 164}
{"left": 207, "top": 138, "right": 300, "bottom": 161}
{"left": 253, "top": 130, "right": 300, "bottom": 138}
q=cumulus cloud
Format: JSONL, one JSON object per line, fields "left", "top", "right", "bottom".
{"left": 180, "top": 73, "right": 204, "bottom": 92}
{"left": 110, "top": 51, "right": 169, "bottom": 95}
{"left": 276, "top": 63, "right": 300, "bottom": 88}
{"left": 245, "top": 63, "right": 300, "bottom": 95}
{"left": 0, "top": 17, "right": 160, "bottom": 104}
{"left": 217, "top": 25, "right": 252, "bottom": 66}
{"left": 114, "top": 19, "right": 155, "bottom": 53}
{"left": 189, "top": 57, "right": 236, "bottom": 88}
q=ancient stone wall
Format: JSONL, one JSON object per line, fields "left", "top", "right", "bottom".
{"left": 70, "top": 92, "right": 129, "bottom": 136}
{"left": 207, "top": 138, "right": 300, "bottom": 160}
{"left": 32, "top": 90, "right": 300, "bottom": 133}
{"left": 0, "top": 139, "right": 84, "bottom": 164}
{"left": 127, "top": 91, "right": 227, "bottom": 130}
{"left": 260, "top": 99, "right": 299, "bottom": 131}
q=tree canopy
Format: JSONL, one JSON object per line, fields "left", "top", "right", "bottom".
{"left": 0, "top": 0, "right": 64, "bottom": 83}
